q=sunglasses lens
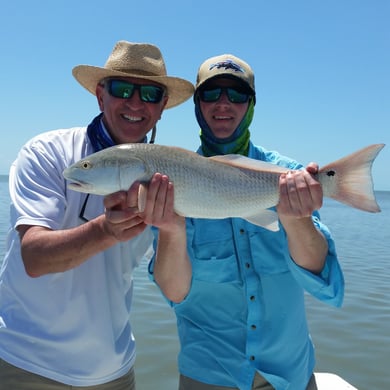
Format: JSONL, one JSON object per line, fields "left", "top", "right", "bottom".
{"left": 227, "top": 88, "right": 249, "bottom": 103}
{"left": 140, "top": 85, "right": 164, "bottom": 103}
{"left": 199, "top": 88, "right": 222, "bottom": 102}
{"left": 108, "top": 80, "right": 135, "bottom": 99}
{"left": 106, "top": 80, "right": 164, "bottom": 103}
{"left": 199, "top": 87, "right": 250, "bottom": 103}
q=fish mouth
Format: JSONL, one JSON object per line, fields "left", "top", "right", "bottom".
{"left": 67, "top": 180, "right": 92, "bottom": 193}
{"left": 63, "top": 168, "right": 91, "bottom": 191}
{"left": 68, "top": 181, "right": 84, "bottom": 188}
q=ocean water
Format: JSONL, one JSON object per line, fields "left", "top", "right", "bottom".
{"left": 0, "top": 175, "right": 389, "bottom": 390}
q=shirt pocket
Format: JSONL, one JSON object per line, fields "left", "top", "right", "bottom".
{"left": 192, "top": 253, "right": 240, "bottom": 283}
{"left": 190, "top": 219, "right": 241, "bottom": 283}
{"left": 246, "top": 227, "right": 290, "bottom": 275}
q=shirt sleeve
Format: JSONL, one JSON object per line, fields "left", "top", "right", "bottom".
{"left": 10, "top": 140, "right": 68, "bottom": 231}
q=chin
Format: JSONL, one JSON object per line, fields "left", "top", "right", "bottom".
{"left": 213, "top": 130, "right": 235, "bottom": 139}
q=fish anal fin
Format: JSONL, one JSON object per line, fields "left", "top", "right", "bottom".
{"left": 244, "top": 209, "right": 280, "bottom": 231}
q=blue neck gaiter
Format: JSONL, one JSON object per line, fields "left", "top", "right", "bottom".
{"left": 87, "top": 113, "right": 147, "bottom": 152}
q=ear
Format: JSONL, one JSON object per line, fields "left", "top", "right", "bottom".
{"left": 96, "top": 84, "right": 105, "bottom": 111}
{"left": 159, "top": 95, "right": 169, "bottom": 118}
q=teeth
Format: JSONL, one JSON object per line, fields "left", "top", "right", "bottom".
{"left": 214, "top": 116, "right": 231, "bottom": 120}
{"left": 123, "top": 114, "right": 142, "bottom": 122}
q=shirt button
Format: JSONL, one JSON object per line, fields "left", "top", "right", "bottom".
{"left": 251, "top": 324, "right": 256, "bottom": 330}
{"left": 245, "top": 263, "right": 250, "bottom": 269}
{"left": 240, "top": 229, "right": 245, "bottom": 234}
{"left": 250, "top": 356, "right": 255, "bottom": 361}
{"left": 250, "top": 295, "right": 255, "bottom": 301}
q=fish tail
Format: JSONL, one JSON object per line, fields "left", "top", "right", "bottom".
{"left": 319, "top": 144, "right": 385, "bottom": 212}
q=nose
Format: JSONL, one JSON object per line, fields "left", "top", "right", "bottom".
{"left": 216, "top": 90, "right": 230, "bottom": 104}
{"left": 124, "top": 90, "right": 144, "bottom": 108}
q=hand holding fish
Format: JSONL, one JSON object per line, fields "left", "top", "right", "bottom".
{"left": 139, "top": 173, "right": 185, "bottom": 230}
{"left": 103, "top": 172, "right": 184, "bottom": 234}
{"left": 277, "top": 163, "right": 323, "bottom": 220}
{"left": 103, "top": 182, "right": 147, "bottom": 242}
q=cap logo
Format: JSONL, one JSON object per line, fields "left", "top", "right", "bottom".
{"left": 209, "top": 59, "right": 244, "bottom": 73}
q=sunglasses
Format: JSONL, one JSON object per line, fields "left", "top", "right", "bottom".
{"left": 198, "top": 87, "right": 251, "bottom": 104}
{"left": 105, "top": 79, "right": 165, "bottom": 103}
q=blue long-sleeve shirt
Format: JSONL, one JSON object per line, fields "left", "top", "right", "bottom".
{"left": 149, "top": 142, "right": 344, "bottom": 390}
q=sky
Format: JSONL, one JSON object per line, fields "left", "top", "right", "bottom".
{"left": 1, "top": 0, "right": 389, "bottom": 191}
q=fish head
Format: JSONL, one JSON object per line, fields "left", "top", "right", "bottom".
{"left": 63, "top": 146, "right": 146, "bottom": 195}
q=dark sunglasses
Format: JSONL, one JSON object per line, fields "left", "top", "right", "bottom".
{"left": 198, "top": 87, "right": 251, "bottom": 104}
{"left": 104, "top": 79, "right": 165, "bottom": 103}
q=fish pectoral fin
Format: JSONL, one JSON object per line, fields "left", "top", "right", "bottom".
{"left": 138, "top": 183, "right": 148, "bottom": 212}
{"left": 244, "top": 210, "right": 280, "bottom": 231}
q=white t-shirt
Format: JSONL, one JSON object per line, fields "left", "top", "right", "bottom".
{"left": 0, "top": 126, "right": 154, "bottom": 386}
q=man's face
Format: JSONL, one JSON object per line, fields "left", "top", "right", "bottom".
{"left": 199, "top": 78, "right": 250, "bottom": 140}
{"left": 96, "top": 77, "right": 168, "bottom": 144}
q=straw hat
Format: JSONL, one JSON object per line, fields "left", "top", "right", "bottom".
{"left": 73, "top": 40, "right": 194, "bottom": 109}
{"left": 195, "top": 54, "right": 255, "bottom": 94}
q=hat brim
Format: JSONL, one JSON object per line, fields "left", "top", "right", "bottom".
{"left": 73, "top": 65, "right": 194, "bottom": 109}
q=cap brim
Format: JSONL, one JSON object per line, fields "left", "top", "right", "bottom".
{"left": 196, "top": 74, "right": 255, "bottom": 95}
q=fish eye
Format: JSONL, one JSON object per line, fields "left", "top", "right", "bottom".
{"left": 81, "top": 161, "right": 92, "bottom": 170}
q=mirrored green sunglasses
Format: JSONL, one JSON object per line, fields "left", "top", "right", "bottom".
{"left": 199, "top": 87, "right": 250, "bottom": 104}
{"left": 105, "top": 79, "right": 165, "bottom": 103}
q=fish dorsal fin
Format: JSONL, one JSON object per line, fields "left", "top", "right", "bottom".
{"left": 209, "top": 154, "right": 289, "bottom": 174}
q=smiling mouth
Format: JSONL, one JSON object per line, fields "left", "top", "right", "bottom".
{"left": 214, "top": 115, "right": 232, "bottom": 120}
{"left": 122, "top": 114, "right": 143, "bottom": 122}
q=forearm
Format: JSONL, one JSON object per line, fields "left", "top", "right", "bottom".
{"left": 19, "top": 216, "right": 119, "bottom": 277}
{"left": 280, "top": 216, "right": 328, "bottom": 274}
{"left": 154, "top": 218, "right": 192, "bottom": 303}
